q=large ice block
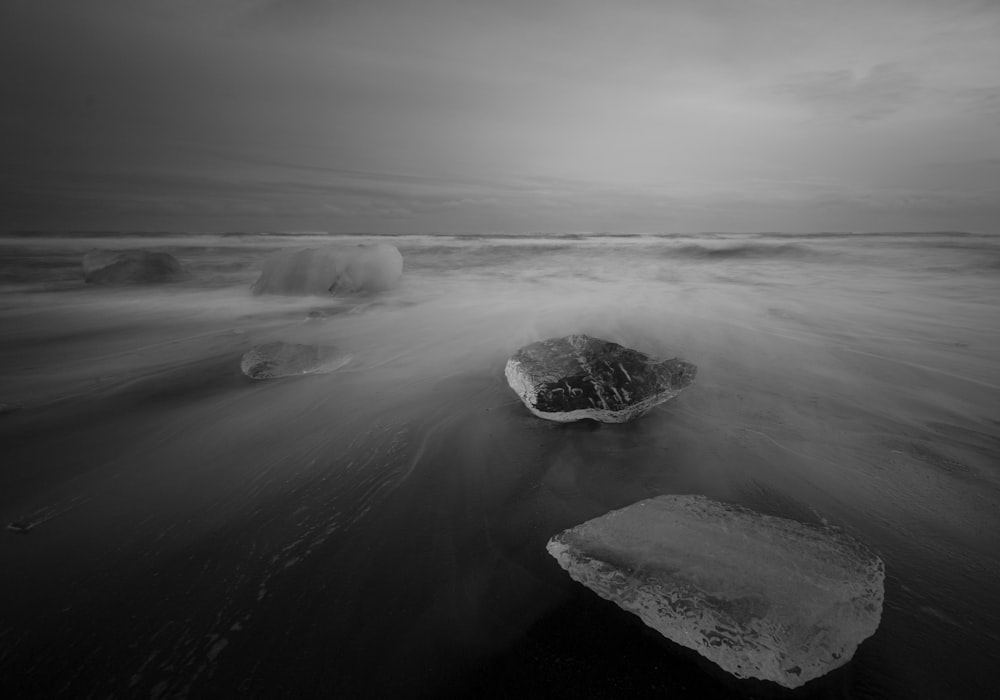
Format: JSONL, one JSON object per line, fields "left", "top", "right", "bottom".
{"left": 505, "top": 335, "right": 696, "bottom": 423}
{"left": 547, "top": 495, "right": 885, "bottom": 689}
{"left": 251, "top": 244, "right": 403, "bottom": 296}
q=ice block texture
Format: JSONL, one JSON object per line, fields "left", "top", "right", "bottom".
{"left": 240, "top": 342, "right": 349, "bottom": 379}
{"left": 547, "top": 495, "right": 885, "bottom": 688}
{"left": 505, "top": 335, "right": 696, "bottom": 423}
{"left": 251, "top": 244, "right": 403, "bottom": 296}
{"left": 83, "top": 249, "right": 185, "bottom": 285}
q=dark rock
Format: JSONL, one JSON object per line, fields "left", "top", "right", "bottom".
{"left": 82, "top": 249, "right": 185, "bottom": 285}
{"left": 547, "top": 495, "right": 885, "bottom": 689}
{"left": 240, "top": 342, "right": 349, "bottom": 379}
{"left": 504, "top": 334, "right": 696, "bottom": 423}
{"left": 251, "top": 244, "right": 403, "bottom": 296}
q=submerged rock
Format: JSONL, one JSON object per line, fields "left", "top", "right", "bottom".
{"left": 82, "top": 249, "right": 185, "bottom": 285}
{"left": 251, "top": 244, "right": 403, "bottom": 296}
{"left": 547, "top": 495, "right": 885, "bottom": 689}
{"left": 240, "top": 342, "right": 349, "bottom": 379}
{"left": 504, "top": 335, "right": 696, "bottom": 423}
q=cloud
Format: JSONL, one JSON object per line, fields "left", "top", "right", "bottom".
{"left": 2, "top": 1, "right": 998, "bottom": 233}
{"left": 248, "top": 0, "right": 350, "bottom": 26}
{"left": 770, "top": 63, "right": 920, "bottom": 123}
{"left": 955, "top": 85, "right": 1000, "bottom": 123}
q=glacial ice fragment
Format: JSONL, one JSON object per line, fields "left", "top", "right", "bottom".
{"left": 546, "top": 495, "right": 885, "bottom": 689}
{"left": 251, "top": 244, "right": 403, "bottom": 296}
{"left": 240, "top": 342, "right": 349, "bottom": 379}
{"left": 505, "top": 335, "right": 695, "bottom": 423}
{"left": 82, "top": 249, "right": 185, "bottom": 285}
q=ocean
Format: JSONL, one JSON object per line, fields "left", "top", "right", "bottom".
{"left": 1, "top": 231, "right": 998, "bottom": 698}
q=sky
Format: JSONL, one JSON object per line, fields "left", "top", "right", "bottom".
{"left": 2, "top": 0, "right": 999, "bottom": 233}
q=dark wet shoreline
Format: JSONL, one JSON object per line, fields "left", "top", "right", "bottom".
{"left": 1, "top": 232, "right": 999, "bottom": 698}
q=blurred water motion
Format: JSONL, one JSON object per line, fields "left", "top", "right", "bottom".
{"left": 1, "top": 231, "right": 999, "bottom": 698}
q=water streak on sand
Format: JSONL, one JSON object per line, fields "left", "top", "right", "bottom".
{"left": 0, "top": 231, "right": 998, "bottom": 698}
{"left": 839, "top": 347, "right": 1000, "bottom": 391}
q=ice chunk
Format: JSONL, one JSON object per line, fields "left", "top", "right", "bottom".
{"left": 505, "top": 335, "right": 696, "bottom": 423}
{"left": 251, "top": 244, "right": 403, "bottom": 296}
{"left": 82, "top": 249, "right": 185, "bottom": 285}
{"left": 240, "top": 342, "right": 349, "bottom": 379}
{"left": 547, "top": 495, "right": 885, "bottom": 689}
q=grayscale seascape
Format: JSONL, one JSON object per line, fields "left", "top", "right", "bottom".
{"left": 1, "top": 230, "right": 998, "bottom": 698}
{"left": 4, "top": 0, "right": 1000, "bottom": 696}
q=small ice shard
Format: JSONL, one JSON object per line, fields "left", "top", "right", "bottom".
{"left": 82, "top": 249, "right": 185, "bottom": 285}
{"left": 546, "top": 495, "right": 885, "bottom": 689}
{"left": 240, "top": 342, "right": 349, "bottom": 379}
{"left": 505, "top": 335, "right": 695, "bottom": 423}
{"left": 251, "top": 244, "right": 403, "bottom": 296}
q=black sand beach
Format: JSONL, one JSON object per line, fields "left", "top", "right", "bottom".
{"left": 1, "top": 231, "right": 999, "bottom": 698}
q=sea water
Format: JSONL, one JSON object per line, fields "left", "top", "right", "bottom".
{"left": 0, "top": 231, "right": 998, "bottom": 698}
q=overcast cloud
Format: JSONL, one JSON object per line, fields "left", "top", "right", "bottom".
{"left": 2, "top": 0, "right": 998, "bottom": 232}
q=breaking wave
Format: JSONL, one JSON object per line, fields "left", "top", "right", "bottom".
{"left": 666, "top": 243, "right": 826, "bottom": 261}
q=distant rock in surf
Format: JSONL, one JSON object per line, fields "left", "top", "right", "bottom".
{"left": 504, "top": 334, "right": 695, "bottom": 423}
{"left": 82, "top": 249, "right": 185, "bottom": 285}
{"left": 547, "top": 495, "right": 885, "bottom": 689}
{"left": 240, "top": 342, "right": 349, "bottom": 379}
{"left": 0, "top": 402, "right": 21, "bottom": 416}
{"left": 251, "top": 244, "right": 403, "bottom": 296}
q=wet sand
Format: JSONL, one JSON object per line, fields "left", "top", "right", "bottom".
{"left": 1, "top": 232, "right": 999, "bottom": 698}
